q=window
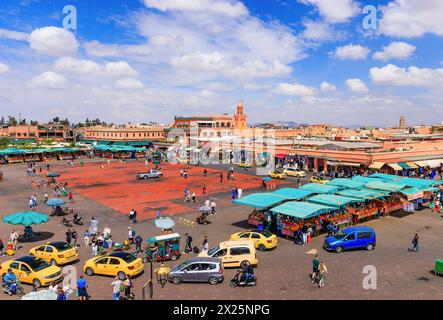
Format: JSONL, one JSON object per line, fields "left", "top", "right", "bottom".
{"left": 358, "top": 232, "right": 373, "bottom": 239}
{"left": 45, "top": 246, "right": 53, "bottom": 253}
{"left": 109, "top": 258, "right": 120, "bottom": 265}
{"left": 212, "top": 249, "right": 227, "bottom": 257}
{"left": 186, "top": 263, "right": 200, "bottom": 271}
{"left": 230, "top": 247, "right": 250, "bottom": 255}
{"left": 239, "top": 233, "right": 250, "bottom": 238}
{"left": 20, "top": 265, "right": 31, "bottom": 273}
{"left": 96, "top": 258, "right": 108, "bottom": 265}
{"left": 346, "top": 234, "right": 355, "bottom": 241}
{"left": 10, "top": 262, "right": 19, "bottom": 270}
{"left": 251, "top": 233, "right": 261, "bottom": 239}
{"left": 36, "top": 246, "right": 45, "bottom": 251}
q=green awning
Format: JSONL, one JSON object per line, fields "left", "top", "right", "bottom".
{"left": 307, "top": 194, "right": 362, "bottom": 208}
{"left": 233, "top": 193, "right": 290, "bottom": 209}
{"left": 300, "top": 183, "right": 341, "bottom": 194}
{"left": 398, "top": 162, "right": 411, "bottom": 169}
{"left": 327, "top": 178, "right": 366, "bottom": 189}
{"left": 270, "top": 201, "right": 336, "bottom": 219}
{"left": 271, "top": 188, "right": 314, "bottom": 199}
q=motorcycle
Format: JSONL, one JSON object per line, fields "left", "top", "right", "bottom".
{"left": 2, "top": 281, "right": 25, "bottom": 297}
{"left": 61, "top": 217, "right": 72, "bottom": 228}
{"left": 229, "top": 270, "right": 257, "bottom": 287}
{"left": 73, "top": 214, "right": 84, "bottom": 226}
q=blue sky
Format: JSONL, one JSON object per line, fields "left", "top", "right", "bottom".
{"left": 0, "top": 0, "right": 442, "bottom": 126}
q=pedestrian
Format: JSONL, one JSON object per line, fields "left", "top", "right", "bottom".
{"left": 0, "top": 238, "right": 4, "bottom": 256}
{"left": 231, "top": 187, "right": 236, "bottom": 199}
{"left": 84, "top": 230, "right": 90, "bottom": 247}
{"left": 220, "top": 173, "right": 223, "bottom": 183}
{"left": 72, "top": 229, "right": 78, "bottom": 247}
{"left": 184, "top": 170, "right": 188, "bottom": 179}
{"left": 202, "top": 184, "right": 206, "bottom": 195}
{"left": 237, "top": 187, "right": 243, "bottom": 198}
{"left": 57, "top": 285, "right": 67, "bottom": 300}
{"left": 203, "top": 169, "right": 208, "bottom": 177}
{"left": 91, "top": 240, "right": 98, "bottom": 256}
{"left": 180, "top": 169, "right": 183, "bottom": 177}
{"left": 205, "top": 199, "right": 210, "bottom": 207}
{"left": 9, "top": 230, "right": 18, "bottom": 251}
{"left": 202, "top": 236, "right": 209, "bottom": 251}
{"left": 66, "top": 228, "right": 72, "bottom": 245}
{"left": 128, "top": 227, "right": 135, "bottom": 244}
{"left": 111, "top": 276, "right": 122, "bottom": 301}
{"left": 301, "top": 224, "right": 308, "bottom": 245}
{"left": 183, "top": 233, "right": 192, "bottom": 254}
{"left": 77, "top": 274, "right": 88, "bottom": 300}
{"left": 44, "top": 193, "right": 49, "bottom": 203}
{"left": 124, "top": 275, "right": 134, "bottom": 300}
{"left": 129, "top": 209, "right": 136, "bottom": 224}
{"left": 311, "top": 254, "right": 320, "bottom": 282}
{"left": 210, "top": 200, "right": 216, "bottom": 215}
{"left": 68, "top": 191, "right": 73, "bottom": 202}
{"left": 134, "top": 235, "right": 143, "bottom": 253}
{"left": 28, "top": 197, "right": 34, "bottom": 209}
{"left": 318, "top": 261, "right": 328, "bottom": 288}
{"left": 408, "top": 233, "right": 419, "bottom": 252}
{"left": 191, "top": 192, "right": 197, "bottom": 203}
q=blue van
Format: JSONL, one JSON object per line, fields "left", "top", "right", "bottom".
{"left": 323, "top": 226, "right": 376, "bottom": 253}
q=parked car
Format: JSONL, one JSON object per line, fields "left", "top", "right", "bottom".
{"left": 310, "top": 176, "right": 329, "bottom": 184}
{"left": 283, "top": 167, "right": 306, "bottom": 178}
{"left": 136, "top": 170, "right": 163, "bottom": 179}
{"left": 323, "top": 226, "right": 376, "bottom": 253}
{"left": 230, "top": 229, "right": 277, "bottom": 251}
{"left": 199, "top": 240, "right": 258, "bottom": 268}
{"left": 29, "top": 241, "right": 79, "bottom": 266}
{"left": 83, "top": 252, "right": 144, "bottom": 280}
{"left": 0, "top": 256, "right": 63, "bottom": 287}
{"left": 168, "top": 257, "right": 224, "bottom": 285}
{"left": 268, "top": 170, "right": 286, "bottom": 179}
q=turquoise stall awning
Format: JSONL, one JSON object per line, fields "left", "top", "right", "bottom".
{"left": 338, "top": 189, "right": 386, "bottom": 200}
{"left": 307, "top": 194, "right": 362, "bottom": 208}
{"left": 233, "top": 193, "right": 289, "bottom": 209}
{"left": 272, "top": 188, "right": 314, "bottom": 199}
{"left": 270, "top": 201, "right": 336, "bottom": 219}
{"left": 365, "top": 181, "right": 406, "bottom": 192}
{"left": 392, "top": 177, "right": 441, "bottom": 188}
{"left": 369, "top": 173, "right": 403, "bottom": 181}
{"left": 300, "top": 183, "right": 340, "bottom": 194}
{"left": 351, "top": 176, "right": 386, "bottom": 183}
{"left": 398, "top": 162, "right": 411, "bottom": 169}
{"left": 327, "top": 178, "right": 366, "bottom": 189}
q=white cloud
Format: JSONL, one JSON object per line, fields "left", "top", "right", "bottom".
{"left": 0, "top": 63, "right": 10, "bottom": 74}
{"left": 298, "top": 0, "right": 359, "bottom": 23}
{"left": 320, "top": 81, "right": 336, "bottom": 91}
{"left": 302, "top": 20, "right": 333, "bottom": 41}
{"left": 200, "top": 89, "right": 217, "bottom": 98}
{"left": 346, "top": 78, "right": 369, "bottom": 93}
{"left": 373, "top": 42, "right": 416, "bottom": 61}
{"left": 370, "top": 64, "right": 443, "bottom": 88}
{"left": 332, "top": 44, "right": 369, "bottom": 60}
{"left": 104, "top": 61, "right": 137, "bottom": 77}
{"left": 30, "top": 71, "right": 68, "bottom": 89}
{"left": 144, "top": 0, "right": 248, "bottom": 17}
{"left": 115, "top": 78, "right": 144, "bottom": 89}
{"left": 54, "top": 57, "right": 101, "bottom": 75}
{"left": 379, "top": 0, "right": 443, "bottom": 38}
{"left": 84, "top": 41, "right": 122, "bottom": 57}
{"left": 29, "top": 27, "right": 78, "bottom": 56}
{"left": 0, "top": 28, "right": 29, "bottom": 41}
{"left": 272, "top": 82, "right": 315, "bottom": 96}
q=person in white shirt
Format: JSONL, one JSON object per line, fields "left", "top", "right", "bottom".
{"left": 237, "top": 188, "right": 243, "bottom": 198}
{"left": 210, "top": 201, "right": 216, "bottom": 215}
{"left": 103, "top": 226, "right": 111, "bottom": 239}
{"left": 111, "top": 277, "right": 122, "bottom": 300}
{"left": 205, "top": 199, "right": 210, "bottom": 207}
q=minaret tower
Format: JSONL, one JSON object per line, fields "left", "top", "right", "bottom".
{"left": 233, "top": 100, "right": 247, "bottom": 130}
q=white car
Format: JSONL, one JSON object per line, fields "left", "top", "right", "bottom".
{"left": 283, "top": 167, "right": 306, "bottom": 177}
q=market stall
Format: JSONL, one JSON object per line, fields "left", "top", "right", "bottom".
{"left": 300, "top": 183, "right": 341, "bottom": 194}
{"left": 327, "top": 178, "right": 366, "bottom": 189}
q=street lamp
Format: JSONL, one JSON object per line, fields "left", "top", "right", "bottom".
{"left": 154, "top": 263, "right": 171, "bottom": 288}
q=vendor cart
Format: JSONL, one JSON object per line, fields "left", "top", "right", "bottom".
{"left": 143, "top": 233, "right": 181, "bottom": 263}
{"left": 434, "top": 259, "right": 443, "bottom": 276}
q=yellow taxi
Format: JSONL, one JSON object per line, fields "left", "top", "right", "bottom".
{"left": 230, "top": 229, "right": 278, "bottom": 251}
{"left": 268, "top": 170, "right": 286, "bottom": 179}
{"left": 0, "top": 256, "right": 63, "bottom": 287}
{"left": 83, "top": 252, "right": 144, "bottom": 280}
{"left": 310, "top": 176, "right": 329, "bottom": 184}
{"left": 283, "top": 167, "right": 306, "bottom": 178}
{"left": 29, "top": 241, "right": 79, "bottom": 266}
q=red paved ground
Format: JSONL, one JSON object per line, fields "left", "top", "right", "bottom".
{"left": 55, "top": 161, "right": 288, "bottom": 220}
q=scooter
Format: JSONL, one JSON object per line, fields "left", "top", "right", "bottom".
{"left": 73, "top": 214, "right": 84, "bottom": 226}
{"left": 230, "top": 270, "right": 257, "bottom": 287}
{"left": 61, "top": 217, "right": 72, "bottom": 228}
{"left": 2, "top": 281, "right": 25, "bottom": 297}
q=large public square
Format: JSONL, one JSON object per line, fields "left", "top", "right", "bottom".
{"left": 0, "top": 159, "right": 442, "bottom": 300}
